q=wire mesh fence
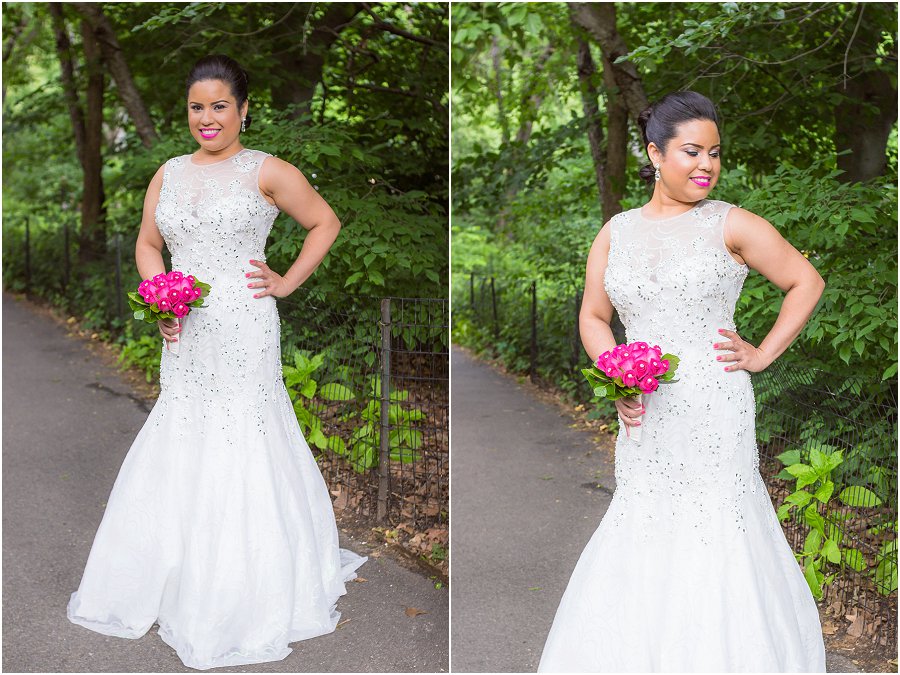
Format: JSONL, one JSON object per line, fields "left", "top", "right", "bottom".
{"left": 455, "top": 270, "right": 898, "bottom": 640}
{"left": 3, "top": 218, "right": 449, "bottom": 533}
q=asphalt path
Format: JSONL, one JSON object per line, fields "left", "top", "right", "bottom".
{"left": 449, "top": 346, "right": 859, "bottom": 674}
{"left": 2, "top": 292, "right": 448, "bottom": 673}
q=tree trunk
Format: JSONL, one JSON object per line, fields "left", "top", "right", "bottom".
{"left": 79, "top": 18, "right": 107, "bottom": 265}
{"left": 271, "top": 3, "right": 362, "bottom": 117}
{"left": 600, "top": 50, "right": 628, "bottom": 220}
{"left": 73, "top": 3, "right": 158, "bottom": 148}
{"left": 568, "top": 2, "right": 649, "bottom": 125}
{"left": 491, "top": 35, "right": 510, "bottom": 146}
{"left": 833, "top": 69, "right": 897, "bottom": 183}
{"left": 574, "top": 39, "right": 606, "bottom": 214}
{"left": 49, "top": 3, "right": 86, "bottom": 165}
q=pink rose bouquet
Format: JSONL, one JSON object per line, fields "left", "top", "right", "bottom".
{"left": 582, "top": 341, "right": 679, "bottom": 442}
{"left": 127, "top": 271, "right": 211, "bottom": 355}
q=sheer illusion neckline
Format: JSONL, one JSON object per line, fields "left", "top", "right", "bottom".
{"left": 638, "top": 199, "right": 706, "bottom": 223}
{"left": 189, "top": 147, "right": 248, "bottom": 166}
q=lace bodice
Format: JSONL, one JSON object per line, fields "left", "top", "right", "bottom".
{"left": 604, "top": 199, "right": 748, "bottom": 356}
{"left": 155, "top": 148, "right": 280, "bottom": 281}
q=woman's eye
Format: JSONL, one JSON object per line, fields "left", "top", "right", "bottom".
{"left": 214, "top": 105, "right": 226, "bottom": 111}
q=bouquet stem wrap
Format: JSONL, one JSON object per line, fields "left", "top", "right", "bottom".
{"left": 624, "top": 393, "right": 642, "bottom": 442}
{"left": 166, "top": 317, "right": 182, "bottom": 356}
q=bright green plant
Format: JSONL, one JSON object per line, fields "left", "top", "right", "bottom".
{"left": 117, "top": 334, "right": 163, "bottom": 382}
{"left": 282, "top": 350, "right": 354, "bottom": 454}
{"left": 339, "top": 379, "right": 427, "bottom": 473}
{"left": 775, "top": 447, "right": 888, "bottom": 599}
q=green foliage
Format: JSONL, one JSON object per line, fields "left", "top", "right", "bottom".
{"left": 776, "top": 448, "right": 897, "bottom": 599}
{"left": 341, "top": 379, "right": 427, "bottom": 473}
{"left": 282, "top": 350, "right": 350, "bottom": 455}
{"left": 117, "top": 334, "right": 163, "bottom": 382}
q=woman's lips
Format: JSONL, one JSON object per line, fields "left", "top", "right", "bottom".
{"left": 199, "top": 128, "right": 221, "bottom": 139}
{"left": 690, "top": 177, "right": 711, "bottom": 187}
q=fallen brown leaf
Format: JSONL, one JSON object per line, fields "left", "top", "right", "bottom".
{"left": 405, "top": 607, "right": 426, "bottom": 618}
{"left": 353, "top": 577, "right": 368, "bottom": 583}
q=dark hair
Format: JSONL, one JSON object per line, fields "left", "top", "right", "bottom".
{"left": 637, "top": 91, "right": 718, "bottom": 185}
{"left": 185, "top": 55, "right": 252, "bottom": 131}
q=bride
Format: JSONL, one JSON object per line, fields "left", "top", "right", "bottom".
{"left": 538, "top": 90, "right": 826, "bottom": 672}
{"left": 67, "top": 54, "right": 365, "bottom": 670}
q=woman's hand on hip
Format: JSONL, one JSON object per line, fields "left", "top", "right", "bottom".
{"left": 714, "top": 328, "right": 769, "bottom": 373}
{"left": 246, "top": 259, "right": 292, "bottom": 298}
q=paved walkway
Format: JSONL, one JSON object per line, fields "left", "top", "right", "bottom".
{"left": 1, "top": 292, "right": 448, "bottom": 673}
{"left": 450, "top": 346, "right": 859, "bottom": 673}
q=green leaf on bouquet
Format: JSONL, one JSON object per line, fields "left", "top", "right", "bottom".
{"left": 133, "top": 310, "right": 146, "bottom": 321}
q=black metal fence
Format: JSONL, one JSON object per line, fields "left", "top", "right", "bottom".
{"left": 455, "top": 271, "right": 897, "bottom": 640}
{"left": 3, "top": 217, "right": 449, "bottom": 533}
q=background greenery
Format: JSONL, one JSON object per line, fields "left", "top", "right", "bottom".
{"left": 451, "top": 1, "right": 897, "bottom": 629}
{"left": 3, "top": 1, "right": 448, "bottom": 330}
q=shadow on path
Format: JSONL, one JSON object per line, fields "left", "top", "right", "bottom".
{"left": 1, "top": 292, "right": 448, "bottom": 673}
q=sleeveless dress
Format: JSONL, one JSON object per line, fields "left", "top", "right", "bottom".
{"left": 538, "top": 199, "right": 825, "bottom": 672}
{"left": 67, "top": 147, "right": 365, "bottom": 670}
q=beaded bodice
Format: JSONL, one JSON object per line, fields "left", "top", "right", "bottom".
{"left": 604, "top": 199, "right": 748, "bottom": 356}
{"left": 601, "top": 198, "right": 769, "bottom": 540}
{"left": 155, "top": 148, "right": 280, "bottom": 282}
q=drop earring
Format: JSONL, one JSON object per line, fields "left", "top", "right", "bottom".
{"left": 241, "top": 118, "right": 246, "bottom": 133}
{"left": 654, "top": 163, "right": 661, "bottom": 181}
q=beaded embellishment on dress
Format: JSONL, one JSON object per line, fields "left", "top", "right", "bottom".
{"left": 538, "top": 199, "right": 826, "bottom": 672}
{"left": 67, "top": 148, "right": 366, "bottom": 670}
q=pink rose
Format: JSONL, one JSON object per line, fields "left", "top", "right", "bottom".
{"left": 634, "top": 361, "right": 649, "bottom": 379}
{"left": 185, "top": 275, "right": 196, "bottom": 287}
{"left": 623, "top": 371, "right": 637, "bottom": 387}
{"left": 604, "top": 365, "right": 621, "bottom": 379}
{"left": 651, "top": 345, "right": 663, "bottom": 358}
{"left": 597, "top": 350, "right": 611, "bottom": 369}
{"left": 158, "top": 298, "right": 172, "bottom": 312}
{"left": 167, "top": 289, "right": 181, "bottom": 303}
{"left": 639, "top": 375, "right": 658, "bottom": 393}
{"left": 167, "top": 271, "right": 183, "bottom": 284}
{"left": 172, "top": 302, "right": 189, "bottom": 318}
{"left": 180, "top": 286, "right": 194, "bottom": 302}
{"left": 191, "top": 287, "right": 202, "bottom": 299}
{"left": 630, "top": 341, "right": 649, "bottom": 354}
{"left": 658, "top": 359, "right": 670, "bottom": 375}
{"left": 648, "top": 358, "right": 661, "bottom": 375}
{"left": 152, "top": 273, "right": 169, "bottom": 288}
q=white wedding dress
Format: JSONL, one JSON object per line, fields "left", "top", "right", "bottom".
{"left": 538, "top": 199, "right": 825, "bottom": 672}
{"left": 68, "top": 148, "right": 365, "bottom": 670}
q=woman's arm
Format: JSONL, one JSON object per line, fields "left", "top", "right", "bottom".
{"left": 134, "top": 164, "right": 181, "bottom": 342}
{"left": 716, "top": 206, "right": 826, "bottom": 372}
{"left": 248, "top": 156, "right": 341, "bottom": 298}
{"left": 580, "top": 222, "right": 644, "bottom": 428}
{"left": 579, "top": 222, "right": 617, "bottom": 362}
{"left": 135, "top": 165, "right": 166, "bottom": 281}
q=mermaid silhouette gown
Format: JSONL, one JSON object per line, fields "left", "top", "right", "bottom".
{"left": 67, "top": 148, "right": 365, "bottom": 670}
{"left": 538, "top": 199, "right": 825, "bottom": 672}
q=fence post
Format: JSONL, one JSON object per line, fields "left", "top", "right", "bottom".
{"left": 490, "top": 276, "right": 498, "bottom": 339}
{"left": 530, "top": 281, "right": 538, "bottom": 382}
{"left": 377, "top": 298, "right": 392, "bottom": 523}
{"left": 469, "top": 272, "right": 474, "bottom": 311}
{"left": 24, "top": 216, "right": 31, "bottom": 293}
{"left": 63, "top": 217, "right": 71, "bottom": 296}
{"left": 572, "top": 290, "right": 582, "bottom": 368}
{"left": 114, "top": 232, "right": 123, "bottom": 322}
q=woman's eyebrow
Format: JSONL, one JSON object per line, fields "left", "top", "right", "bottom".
{"left": 188, "top": 100, "right": 229, "bottom": 105}
{"left": 681, "top": 142, "right": 721, "bottom": 149}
